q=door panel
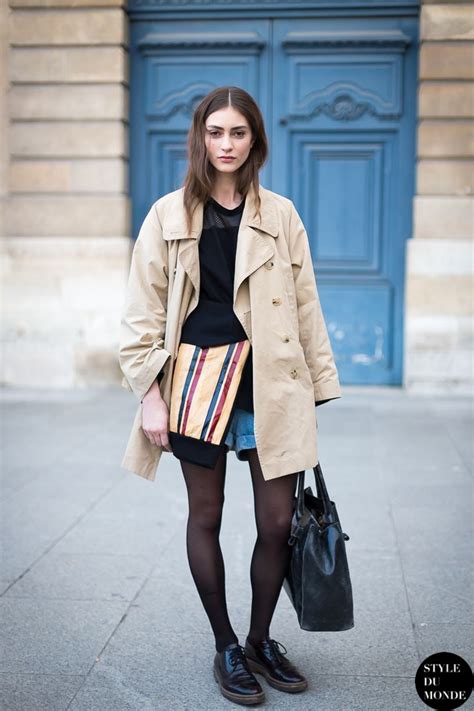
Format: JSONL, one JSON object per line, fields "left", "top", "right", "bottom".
{"left": 292, "top": 134, "right": 387, "bottom": 270}
{"left": 272, "top": 19, "right": 417, "bottom": 384}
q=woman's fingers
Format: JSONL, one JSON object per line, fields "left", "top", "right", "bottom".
{"left": 150, "top": 431, "right": 162, "bottom": 448}
{"left": 141, "top": 399, "right": 171, "bottom": 450}
{"left": 146, "top": 430, "right": 162, "bottom": 447}
{"left": 143, "top": 428, "right": 172, "bottom": 451}
{"left": 160, "top": 432, "right": 172, "bottom": 452}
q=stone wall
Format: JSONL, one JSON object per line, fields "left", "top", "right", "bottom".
{"left": 1, "top": 1, "right": 473, "bottom": 391}
{"left": 405, "top": 1, "right": 473, "bottom": 392}
{"left": 1, "top": 2, "right": 8, "bottom": 240}
{"left": 2, "top": 0, "right": 131, "bottom": 387}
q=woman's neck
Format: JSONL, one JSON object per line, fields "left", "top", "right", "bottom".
{"left": 210, "top": 177, "right": 242, "bottom": 210}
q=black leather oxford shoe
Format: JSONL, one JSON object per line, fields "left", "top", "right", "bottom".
{"left": 245, "top": 637, "right": 308, "bottom": 693}
{"left": 213, "top": 642, "right": 265, "bottom": 706}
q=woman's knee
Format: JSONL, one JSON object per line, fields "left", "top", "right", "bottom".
{"left": 256, "top": 509, "right": 293, "bottom": 544}
{"left": 188, "top": 495, "right": 225, "bottom": 532}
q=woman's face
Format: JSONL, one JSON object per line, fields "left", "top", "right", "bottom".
{"left": 204, "top": 106, "right": 254, "bottom": 175}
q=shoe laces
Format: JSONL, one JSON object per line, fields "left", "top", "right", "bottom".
{"left": 264, "top": 638, "right": 288, "bottom": 664}
{"left": 227, "top": 644, "right": 249, "bottom": 671}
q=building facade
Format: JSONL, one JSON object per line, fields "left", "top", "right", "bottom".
{"left": 1, "top": 0, "right": 472, "bottom": 392}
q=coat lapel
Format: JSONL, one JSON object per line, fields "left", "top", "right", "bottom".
{"left": 233, "top": 182, "right": 278, "bottom": 306}
{"left": 162, "top": 182, "right": 278, "bottom": 313}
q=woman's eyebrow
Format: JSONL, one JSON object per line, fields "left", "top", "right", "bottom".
{"left": 206, "top": 125, "right": 248, "bottom": 130}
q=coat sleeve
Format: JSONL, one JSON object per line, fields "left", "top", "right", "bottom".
{"left": 288, "top": 201, "right": 342, "bottom": 406}
{"left": 118, "top": 202, "right": 172, "bottom": 403}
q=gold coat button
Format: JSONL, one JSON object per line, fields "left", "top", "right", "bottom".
{"left": 282, "top": 334, "right": 290, "bottom": 342}
{"left": 264, "top": 260, "right": 274, "bottom": 270}
{"left": 272, "top": 297, "right": 282, "bottom": 305}
{"left": 290, "top": 368, "right": 298, "bottom": 378}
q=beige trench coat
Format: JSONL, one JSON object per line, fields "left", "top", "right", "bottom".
{"left": 118, "top": 182, "right": 342, "bottom": 482}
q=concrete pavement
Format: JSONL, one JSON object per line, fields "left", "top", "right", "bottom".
{"left": 1, "top": 386, "right": 472, "bottom": 710}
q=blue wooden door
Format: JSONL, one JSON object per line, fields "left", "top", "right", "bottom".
{"left": 130, "top": 11, "right": 418, "bottom": 385}
{"left": 130, "top": 18, "right": 272, "bottom": 232}
{"left": 272, "top": 20, "right": 418, "bottom": 385}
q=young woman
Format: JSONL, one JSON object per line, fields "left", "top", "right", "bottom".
{"left": 119, "top": 86, "right": 342, "bottom": 706}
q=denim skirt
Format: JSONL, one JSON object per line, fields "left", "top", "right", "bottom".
{"left": 224, "top": 408, "right": 256, "bottom": 461}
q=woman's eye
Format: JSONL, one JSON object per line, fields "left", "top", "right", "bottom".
{"left": 209, "top": 131, "right": 246, "bottom": 138}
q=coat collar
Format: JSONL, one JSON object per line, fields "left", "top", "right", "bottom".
{"left": 162, "top": 182, "right": 279, "bottom": 240}
{"left": 165, "top": 182, "right": 277, "bottom": 314}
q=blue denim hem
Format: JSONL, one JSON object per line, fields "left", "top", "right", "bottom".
{"left": 224, "top": 408, "right": 256, "bottom": 460}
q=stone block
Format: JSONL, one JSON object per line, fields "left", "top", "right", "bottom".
{"left": 9, "top": 9, "right": 127, "bottom": 46}
{"left": 10, "top": 47, "right": 127, "bottom": 83}
{"left": 74, "top": 345, "right": 123, "bottom": 386}
{"left": 418, "top": 120, "right": 474, "bottom": 157}
{"left": 420, "top": 41, "right": 474, "bottom": 80}
{"left": 404, "top": 348, "right": 473, "bottom": 393}
{"left": 9, "top": 85, "right": 128, "bottom": 121}
{"left": 417, "top": 159, "right": 474, "bottom": 195}
{"left": 405, "top": 314, "right": 473, "bottom": 351}
{"left": 1, "top": 236, "right": 130, "bottom": 387}
{"left": 413, "top": 195, "right": 473, "bottom": 238}
{"left": 2, "top": 236, "right": 130, "bottom": 310}
{"left": 11, "top": 0, "right": 123, "bottom": 6}
{"left": 61, "top": 271, "right": 126, "bottom": 310}
{"left": 421, "top": 4, "right": 474, "bottom": 41}
{"left": 419, "top": 81, "right": 474, "bottom": 118}
{"left": 2, "top": 306, "right": 123, "bottom": 350}
{"left": 11, "top": 122, "right": 127, "bottom": 158}
{"left": 405, "top": 314, "right": 473, "bottom": 350}
{"left": 9, "top": 160, "right": 70, "bottom": 193}
{"left": 69, "top": 158, "right": 127, "bottom": 192}
{"left": 0, "top": 5, "right": 8, "bottom": 203}
{"left": 3, "top": 234, "right": 130, "bottom": 263}
{"left": 405, "top": 274, "right": 473, "bottom": 315}
{"left": 5, "top": 196, "right": 130, "bottom": 236}
{"left": 406, "top": 237, "right": 473, "bottom": 275}
{"left": 2, "top": 335, "right": 123, "bottom": 389}
{"left": 9, "top": 159, "right": 127, "bottom": 193}
{"left": 1, "top": 340, "right": 76, "bottom": 387}
{"left": 2, "top": 276, "right": 63, "bottom": 315}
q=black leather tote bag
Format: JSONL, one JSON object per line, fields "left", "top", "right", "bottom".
{"left": 283, "top": 462, "right": 354, "bottom": 631}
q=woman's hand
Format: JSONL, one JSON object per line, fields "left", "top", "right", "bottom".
{"left": 141, "top": 382, "right": 172, "bottom": 451}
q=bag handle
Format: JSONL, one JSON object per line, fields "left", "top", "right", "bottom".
{"left": 314, "top": 462, "right": 336, "bottom": 523}
{"left": 295, "top": 462, "right": 333, "bottom": 522}
{"left": 290, "top": 462, "right": 350, "bottom": 545}
{"left": 295, "top": 469, "right": 306, "bottom": 518}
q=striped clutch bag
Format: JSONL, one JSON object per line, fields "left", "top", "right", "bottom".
{"left": 168, "top": 340, "right": 251, "bottom": 469}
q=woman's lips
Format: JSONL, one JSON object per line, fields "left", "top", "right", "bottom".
{"left": 219, "top": 157, "right": 236, "bottom": 161}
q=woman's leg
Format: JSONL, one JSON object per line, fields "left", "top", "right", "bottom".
{"left": 180, "top": 450, "right": 239, "bottom": 652}
{"left": 246, "top": 449, "right": 298, "bottom": 643}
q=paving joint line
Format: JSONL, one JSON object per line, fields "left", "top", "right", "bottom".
{"left": 64, "top": 520, "right": 187, "bottom": 710}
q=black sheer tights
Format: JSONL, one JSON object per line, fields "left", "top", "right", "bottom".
{"left": 180, "top": 449, "right": 298, "bottom": 652}
{"left": 180, "top": 451, "right": 236, "bottom": 652}
{"left": 246, "top": 450, "right": 298, "bottom": 645}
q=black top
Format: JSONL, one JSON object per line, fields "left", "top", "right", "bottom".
{"left": 179, "top": 195, "right": 254, "bottom": 413}
{"left": 167, "top": 194, "right": 254, "bottom": 470}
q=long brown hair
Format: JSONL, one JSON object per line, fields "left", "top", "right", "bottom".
{"left": 182, "top": 86, "right": 268, "bottom": 236}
